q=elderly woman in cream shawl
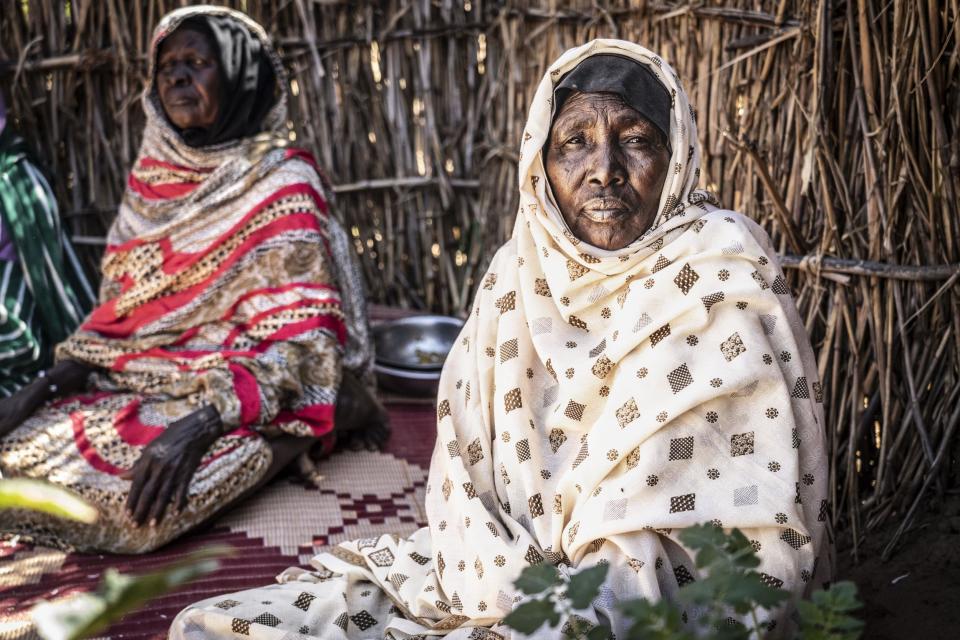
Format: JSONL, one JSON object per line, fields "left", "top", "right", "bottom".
{"left": 171, "top": 40, "right": 829, "bottom": 639}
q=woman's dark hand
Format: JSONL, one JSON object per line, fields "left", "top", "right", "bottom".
{"left": 0, "top": 360, "right": 92, "bottom": 438}
{"left": 123, "top": 405, "right": 223, "bottom": 527}
{"left": 0, "top": 380, "right": 49, "bottom": 438}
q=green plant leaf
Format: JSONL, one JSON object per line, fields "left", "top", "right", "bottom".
{"left": 502, "top": 599, "right": 561, "bottom": 635}
{"left": 514, "top": 564, "right": 561, "bottom": 595}
{"left": 678, "top": 522, "right": 727, "bottom": 550}
{"left": 32, "top": 545, "right": 232, "bottom": 640}
{"left": 797, "top": 581, "right": 864, "bottom": 640}
{"left": 567, "top": 564, "right": 608, "bottom": 609}
{"left": 0, "top": 479, "right": 98, "bottom": 524}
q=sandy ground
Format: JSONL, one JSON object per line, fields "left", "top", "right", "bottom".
{"left": 838, "top": 494, "right": 960, "bottom": 639}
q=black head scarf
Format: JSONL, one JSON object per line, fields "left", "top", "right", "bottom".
{"left": 157, "top": 15, "right": 279, "bottom": 147}
{"left": 553, "top": 54, "right": 672, "bottom": 149}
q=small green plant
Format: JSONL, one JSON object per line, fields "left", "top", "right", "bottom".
{"left": 796, "top": 582, "right": 864, "bottom": 640}
{"left": 0, "top": 477, "right": 230, "bottom": 640}
{"left": 0, "top": 478, "right": 98, "bottom": 523}
{"left": 502, "top": 523, "right": 863, "bottom": 639}
{"left": 31, "top": 546, "right": 233, "bottom": 640}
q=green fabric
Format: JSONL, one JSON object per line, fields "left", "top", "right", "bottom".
{"left": 0, "top": 127, "right": 95, "bottom": 395}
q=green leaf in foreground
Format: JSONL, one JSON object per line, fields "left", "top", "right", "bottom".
{"left": 796, "top": 581, "right": 864, "bottom": 640}
{"left": 502, "top": 599, "right": 561, "bottom": 634}
{"left": 32, "top": 545, "right": 233, "bottom": 640}
{"left": 514, "top": 563, "right": 561, "bottom": 595}
{"left": 0, "top": 478, "right": 98, "bottom": 524}
{"left": 566, "top": 563, "right": 609, "bottom": 609}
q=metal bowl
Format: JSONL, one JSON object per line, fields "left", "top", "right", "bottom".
{"left": 372, "top": 315, "right": 465, "bottom": 371}
{"left": 374, "top": 362, "right": 444, "bottom": 397}
{"left": 372, "top": 315, "right": 465, "bottom": 397}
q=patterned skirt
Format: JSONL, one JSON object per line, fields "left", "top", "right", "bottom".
{"left": 0, "top": 391, "right": 282, "bottom": 554}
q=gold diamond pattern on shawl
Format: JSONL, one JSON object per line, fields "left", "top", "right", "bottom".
{"left": 730, "top": 432, "right": 755, "bottom": 456}
{"left": 751, "top": 270, "right": 770, "bottom": 289}
{"left": 567, "top": 259, "right": 588, "bottom": 281}
{"left": 720, "top": 332, "right": 747, "bottom": 361}
{"left": 432, "top": 614, "right": 471, "bottom": 631}
{"left": 673, "top": 262, "right": 699, "bottom": 295}
{"left": 669, "top": 436, "right": 695, "bottom": 460}
{"left": 437, "top": 400, "right": 451, "bottom": 420}
{"left": 591, "top": 355, "right": 614, "bottom": 379}
{"left": 499, "top": 339, "right": 519, "bottom": 362}
{"left": 616, "top": 398, "right": 640, "bottom": 427}
{"left": 564, "top": 400, "right": 586, "bottom": 421}
{"left": 667, "top": 363, "right": 694, "bottom": 394}
{"left": 548, "top": 428, "right": 567, "bottom": 453}
{"left": 771, "top": 275, "right": 789, "bottom": 294}
{"left": 515, "top": 438, "right": 532, "bottom": 462}
{"left": 791, "top": 377, "right": 810, "bottom": 399}
{"left": 652, "top": 255, "right": 673, "bottom": 272}
{"left": 649, "top": 323, "right": 672, "bottom": 346}
{"left": 483, "top": 273, "right": 498, "bottom": 290}
{"left": 701, "top": 291, "right": 724, "bottom": 312}
{"left": 467, "top": 438, "right": 484, "bottom": 465}
{"left": 528, "top": 493, "right": 545, "bottom": 518}
{"left": 368, "top": 547, "right": 396, "bottom": 568}
{"left": 780, "top": 528, "right": 812, "bottom": 549}
{"left": 504, "top": 388, "right": 522, "bottom": 412}
{"left": 534, "top": 277, "right": 552, "bottom": 296}
{"left": 495, "top": 291, "right": 516, "bottom": 315}
{"left": 571, "top": 439, "right": 589, "bottom": 468}
{"left": 669, "top": 493, "right": 696, "bottom": 513}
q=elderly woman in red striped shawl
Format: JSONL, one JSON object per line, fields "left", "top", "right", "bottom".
{"left": 0, "top": 6, "right": 387, "bottom": 554}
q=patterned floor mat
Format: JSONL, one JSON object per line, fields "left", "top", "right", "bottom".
{"left": 0, "top": 401, "right": 437, "bottom": 640}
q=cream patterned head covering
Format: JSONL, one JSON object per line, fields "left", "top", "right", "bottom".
{"left": 170, "top": 40, "right": 830, "bottom": 640}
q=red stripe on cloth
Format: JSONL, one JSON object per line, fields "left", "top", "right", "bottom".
{"left": 230, "top": 364, "right": 262, "bottom": 427}
{"left": 219, "top": 282, "right": 339, "bottom": 323}
{"left": 223, "top": 297, "right": 341, "bottom": 346}
{"left": 84, "top": 213, "right": 323, "bottom": 338}
{"left": 275, "top": 402, "right": 335, "bottom": 437}
{"left": 71, "top": 411, "right": 127, "bottom": 476}
{"left": 259, "top": 313, "right": 347, "bottom": 347}
{"left": 105, "top": 182, "right": 326, "bottom": 255}
{"left": 127, "top": 174, "right": 199, "bottom": 200}
{"left": 113, "top": 399, "right": 165, "bottom": 447}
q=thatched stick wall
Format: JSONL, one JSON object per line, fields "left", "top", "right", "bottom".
{"left": 2, "top": 0, "right": 958, "bottom": 559}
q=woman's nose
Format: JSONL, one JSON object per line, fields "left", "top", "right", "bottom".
{"left": 587, "top": 141, "right": 626, "bottom": 188}
{"left": 166, "top": 64, "right": 190, "bottom": 86}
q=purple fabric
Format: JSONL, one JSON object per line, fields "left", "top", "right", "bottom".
{"left": 0, "top": 219, "right": 15, "bottom": 263}
{"left": 0, "top": 92, "right": 6, "bottom": 135}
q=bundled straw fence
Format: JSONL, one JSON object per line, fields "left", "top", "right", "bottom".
{"left": 2, "top": 0, "right": 958, "bottom": 561}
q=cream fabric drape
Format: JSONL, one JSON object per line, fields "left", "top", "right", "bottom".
{"left": 171, "top": 39, "right": 829, "bottom": 640}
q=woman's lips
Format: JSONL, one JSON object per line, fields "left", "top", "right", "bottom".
{"left": 580, "top": 198, "right": 629, "bottom": 223}
{"left": 164, "top": 93, "right": 198, "bottom": 108}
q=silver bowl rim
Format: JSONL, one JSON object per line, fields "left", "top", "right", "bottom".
{"left": 372, "top": 314, "right": 464, "bottom": 371}
{"left": 373, "top": 361, "right": 443, "bottom": 380}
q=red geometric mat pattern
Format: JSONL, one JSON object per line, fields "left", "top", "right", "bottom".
{"left": 0, "top": 401, "right": 438, "bottom": 640}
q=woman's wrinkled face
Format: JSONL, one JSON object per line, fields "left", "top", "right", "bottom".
{"left": 156, "top": 26, "right": 221, "bottom": 130}
{"left": 545, "top": 91, "right": 671, "bottom": 250}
